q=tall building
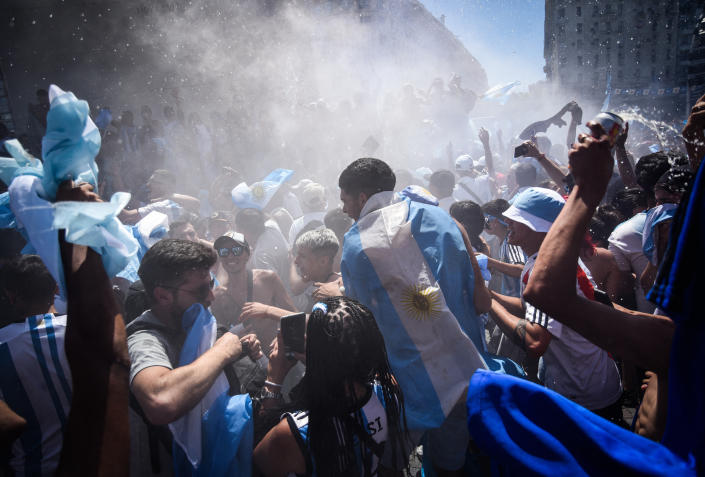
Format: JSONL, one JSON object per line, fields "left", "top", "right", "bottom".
{"left": 544, "top": 0, "right": 705, "bottom": 118}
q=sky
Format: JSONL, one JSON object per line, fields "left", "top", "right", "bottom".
{"left": 420, "top": 0, "right": 546, "bottom": 92}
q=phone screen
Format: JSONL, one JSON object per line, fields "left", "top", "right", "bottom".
{"left": 280, "top": 312, "right": 306, "bottom": 357}
{"left": 514, "top": 144, "right": 528, "bottom": 158}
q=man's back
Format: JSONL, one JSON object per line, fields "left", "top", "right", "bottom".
{"left": 341, "top": 191, "right": 486, "bottom": 430}
{"left": 0, "top": 314, "right": 72, "bottom": 476}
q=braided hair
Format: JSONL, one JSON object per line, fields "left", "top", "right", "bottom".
{"left": 302, "top": 296, "right": 408, "bottom": 476}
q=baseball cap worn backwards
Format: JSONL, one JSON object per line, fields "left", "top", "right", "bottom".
{"left": 503, "top": 187, "right": 565, "bottom": 233}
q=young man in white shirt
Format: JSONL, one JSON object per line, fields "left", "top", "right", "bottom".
{"left": 488, "top": 187, "right": 624, "bottom": 423}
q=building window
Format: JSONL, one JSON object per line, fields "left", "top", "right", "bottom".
{"left": 618, "top": 70, "right": 624, "bottom": 80}
{"left": 618, "top": 22, "right": 624, "bottom": 33}
{"left": 558, "top": 7, "right": 565, "bottom": 19}
{"left": 576, "top": 6, "right": 582, "bottom": 17}
{"left": 558, "top": 25, "right": 565, "bottom": 36}
{"left": 577, "top": 39, "right": 583, "bottom": 49}
{"left": 577, "top": 23, "right": 583, "bottom": 33}
{"left": 594, "top": 54, "right": 599, "bottom": 67}
{"left": 577, "top": 56, "right": 583, "bottom": 66}
{"left": 605, "top": 21, "right": 611, "bottom": 33}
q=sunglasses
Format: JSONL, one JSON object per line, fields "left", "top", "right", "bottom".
{"left": 161, "top": 278, "right": 215, "bottom": 302}
{"left": 484, "top": 214, "right": 507, "bottom": 229}
{"left": 218, "top": 245, "right": 246, "bottom": 257}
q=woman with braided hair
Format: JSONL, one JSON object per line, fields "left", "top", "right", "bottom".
{"left": 254, "top": 296, "right": 409, "bottom": 477}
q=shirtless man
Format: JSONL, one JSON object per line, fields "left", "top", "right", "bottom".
{"left": 211, "top": 231, "right": 296, "bottom": 354}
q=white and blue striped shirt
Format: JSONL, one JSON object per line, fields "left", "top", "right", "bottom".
{"left": 0, "top": 314, "right": 72, "bottom": 476}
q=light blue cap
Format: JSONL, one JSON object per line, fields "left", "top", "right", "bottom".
{"left": 503, "top": 187, "right": 565, "bottom": 232}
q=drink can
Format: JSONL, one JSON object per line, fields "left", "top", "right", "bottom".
{"left": 592, "top": 112, "right": 625, "bottom": 146}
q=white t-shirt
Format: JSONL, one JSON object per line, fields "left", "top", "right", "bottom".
{"left": 453, "top": 175, "right": 492, "bottom": 205}
{"left": 520, "top": 254, "right": 623, "bottom": 410}
{"left": 607, "top": 212, "right": 651, "bottom": 312}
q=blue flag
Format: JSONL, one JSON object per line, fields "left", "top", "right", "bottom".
{"left": 341, "top": 192, "right": 489, "bottom": 431}
{"left": 170, "top": 304, "right": 253, "bottom": 477}
{"left": 231, "top": 168, "right": 293, "bottom": 210}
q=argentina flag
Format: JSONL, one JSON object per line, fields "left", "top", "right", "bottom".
{"left": 231, "top": 168, "right": 293, "bottom": 210}
{"left": 170, "top": 304, "right": 253, "bottom": 477}
{"left": 341, "top": 191, "right": 489, "bottom": 431}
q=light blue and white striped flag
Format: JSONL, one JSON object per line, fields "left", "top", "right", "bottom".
{"left": 170, "top": 304, "right": 253, "bottom": 477}
{"left": 231, "top": 168, "right": 293, "bottom": 210}
{"left": 341, "top": 192, "right": 488, "bottom": 431}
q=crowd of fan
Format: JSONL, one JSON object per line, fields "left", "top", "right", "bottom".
{"left": 1, "top": 87, "right": 704, "bottom": 477}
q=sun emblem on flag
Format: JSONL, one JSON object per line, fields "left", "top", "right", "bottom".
{"left": 400, "top": 284, "right": 442, "bottom": 321}
{"left": 251, "top": 184, "right": 265, "bottom": 200}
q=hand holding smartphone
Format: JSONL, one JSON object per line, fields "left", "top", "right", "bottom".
{"left": 280, "top": 312, "right": 306, "bottom": 359}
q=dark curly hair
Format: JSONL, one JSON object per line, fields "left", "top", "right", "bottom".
{"left": 338, "top": 158, "right": 396, "bottom": 197}
{"left": 303, "top": 296, "right": 409, "bottom": 476}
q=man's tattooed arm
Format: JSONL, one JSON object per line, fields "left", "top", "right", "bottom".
{"left": 512, "top": 319, "right": 528, "bottom": 350}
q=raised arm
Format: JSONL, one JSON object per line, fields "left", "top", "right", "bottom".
{"left": 479, "top": 127, "right": 499, "bottom": 197}
{"left": 518, "top": 101, "right": 573, "bottom": 140}
{"left": 614, "top": 123, "right": 638, "bottom": 188}
{"left": 55, "top": 181, "right": 130, "bottom": 477}
{"left": 520, "top": 140, "right": 568, "bottom": 188}
{"left": 522, "top": 125, "right": 674, "bottom": 375}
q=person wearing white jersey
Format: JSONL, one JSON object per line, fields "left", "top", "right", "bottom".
{"left": 488, "top": 188, "right": 624, "bottom": 423}
{"left": 0, "top": 255, "right": 71, "bottom": 476}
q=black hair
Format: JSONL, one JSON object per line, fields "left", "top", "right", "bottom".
{"left": 514, "top": 163, "right": 537, "bottom": 187}
{"left": 0, "top": 255, "right": 56, "bottom": 307}
{"left": 611, "top": 187, "right": 648, "bottom": 219}
{"left": 338, "top": 158, "right": 396, "bottom": 197}
{"left": 138, "top": 239, "right": 216, "bottom": 297}
{"left": 235, "top": 208, "right": 266, "bottom": 239}
{"left": 449, "top": 201, "right": 486, "bottom": 253}
{"left": 429, "top": 170, "right": 455, "bottom": 197}
{"left": 324, "top": 207, "right": 354, "bottom": 243}
{"left": 481, "top": 198, "right": 511, "bottom": 218}
{"left": 589, "top": 205, "right": 623, "bottom": 248}
{"left": 654, "top": 167, "right": 693, "bottom": 196}
{"left": 303, "top": 296, "right": 408, "bottom": 476}
{"left": 635, "top": 152, "right": 670, "bottom": 196}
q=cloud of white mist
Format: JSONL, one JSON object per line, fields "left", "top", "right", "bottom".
{"left": 110, "top": 0, "right": 490, "bottom": 192}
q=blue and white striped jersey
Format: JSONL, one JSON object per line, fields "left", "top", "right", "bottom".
{"left": 0, "top": 314, "right": 72, "bottom": 477}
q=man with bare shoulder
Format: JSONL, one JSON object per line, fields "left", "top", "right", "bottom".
{"left": 211, "top": 231, "right": 296, "bottom": 354}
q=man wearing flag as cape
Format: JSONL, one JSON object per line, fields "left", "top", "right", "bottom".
{"left": 339, "top": 158, "right": 520, "bottom": 475}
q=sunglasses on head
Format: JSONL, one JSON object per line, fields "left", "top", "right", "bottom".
{"left": 218, "top": 245, "right": 246, "bottom": 257}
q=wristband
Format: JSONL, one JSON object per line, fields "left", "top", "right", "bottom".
{"left": 264, "top": 380, "right": 282, "bottom": 388}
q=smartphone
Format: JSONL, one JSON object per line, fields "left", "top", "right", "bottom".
{"left": 280, "top": 312, "right": 306, "bottom": 358}
{"left": 514, "top": 144, "right": 529, "bottom": 157}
